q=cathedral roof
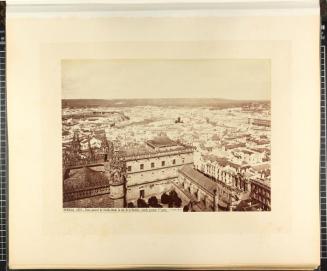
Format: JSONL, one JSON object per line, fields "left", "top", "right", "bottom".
{"left": 63, "top": 167, "right": 109, "bottom": 193}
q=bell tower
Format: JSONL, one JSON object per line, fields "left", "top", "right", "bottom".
{"left": 104, "top": 142, "right": 126, "bottom": 208}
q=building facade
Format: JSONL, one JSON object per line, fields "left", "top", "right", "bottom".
{"left": 63, "top": 134, "right": 194, "bottom": 208}
{"left": 124, "top": 137, "right": 194, "bottom": 203}
{"left": 192, "top": 152, "right": 270, "bottom": 211}
{"left": 250, "top": 179, "right": 271, "bottom": 210}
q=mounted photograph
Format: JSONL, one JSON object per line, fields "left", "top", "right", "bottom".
{"left": 61, "top": 59, "right": 271, "bottom": 212}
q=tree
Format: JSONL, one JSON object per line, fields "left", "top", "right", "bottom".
{"left": 169, "top": 190, "right": 178, "bottom": 199}
{"left": 169, "top": 190, "right": 182, "bottom": 207}
{"left": 148, "top": 196, "right": 159, "bottom": 207}
{"left": 161, "top": 190, "right": 182, "bottom": 207}
{"left": 174, "top": 196, "right": 182, "bottom": 208}
{"left": 127, "top": 202, "right": 135, "bottom": 208}
{"left": 161, "top": 192, "right": 170, "bottom": 204}
{"left": 137, "top": 198, "right": 148, "bottom": 208}
{"left": 183, "top": 205, "right": 189, "bottom": 212}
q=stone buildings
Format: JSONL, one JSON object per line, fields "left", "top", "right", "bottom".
{"left": 63, "top": 134, "right": 194, "bottom": 208}
{"left": 123, "top": 136, "right": 194, "bottom": 203}
{"left": 63, "top": 132, "right": 270, "bottom": 211}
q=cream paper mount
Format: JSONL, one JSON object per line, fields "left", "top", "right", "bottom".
{"left": 7, "top": 5, "right": 320, "bottom": 269}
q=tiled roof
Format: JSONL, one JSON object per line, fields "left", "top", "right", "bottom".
{"left": 121, "top": 142, "right": 192, "bottom": 159}
{"left": 63, "top": 167, "right": 109, "bottom": 193}
{"left": 227, "top": 161, "right": 242, "bottom": 169}
{"left": 238, "top": 148, "right": 255, "bottom": 155}
{"left": 225, "top": 142, "right": 246, "bottom": 150}
{"left": 202, "top": 154, "right": 241, "bottom": 169}
{"left": 249, "top": 147, "right": 269, "bottom": 153}
{"left": 94, "top": 129, "right": 106, "bottom": 135}
{"left": 147, "top": 135, "right": 179, "bottom": 148}
{"left": 179, "top": 165, "right": 217, "bottom": 195}
{"left": 252, "top": 163, "right": 270, "bottom": 172}
{"left": 203, "top": 154, "right": 228, "bottom": 166}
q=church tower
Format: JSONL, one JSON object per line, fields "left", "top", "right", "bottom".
{"left": 104, "top": 142, "right": 126, "bottom": 208}
{"left": 72, "top": 131, "right": 81, "bottom": 153}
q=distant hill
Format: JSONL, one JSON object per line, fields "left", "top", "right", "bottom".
{"left": 62, "top": 98, "right": 269, "bottom": 108}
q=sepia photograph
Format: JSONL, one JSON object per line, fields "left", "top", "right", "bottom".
{"left": 7, "top": 8, "right": 321, "bottom": 269}
{"left": 62, "top": 59, "right": 271, "bottom": 212}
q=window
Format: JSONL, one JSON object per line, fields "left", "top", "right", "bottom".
{"left": 140, "top": 164, "right": 144, "bottom": 170}
{"left": 151, "top": 162, "right": 155, "bottom": 168}
{"left": 172, "top": 159, "right": 176, "bottom": 165}
{"left": 127, "top": 166, "right": 132, "bottom": 172}
{"left": 162, "top": 161, "right": 165, "bottom": 166}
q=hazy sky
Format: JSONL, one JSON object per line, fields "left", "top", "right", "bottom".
{"left": 62, "top": 59, "right": 270, "bottom": 100}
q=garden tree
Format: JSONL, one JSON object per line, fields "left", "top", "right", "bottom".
{"left": 169, "top": 190, "right": 178, "bottom": 199}
{"left": 137, "top": 198, "right": 148, "bottom": 208}
{"left": 169, "top": 189, "right": 182, "bottom": 207}
{"left": 174, "top": 196, "right": 182, "bottom": 208}
{"left": 183, "top": 205, "right": 189, "bottom": 212}
{"left": 161, "top": 190, "right": 183, "bottom": 208}
{"left": 127, "top": 202, "right": 135, "bottom": 208}
{"left": 161, "top": 192, "right": 170, "bottom": 204}
{"left": 148, "top": 196, "right": 159, "bottom": 207}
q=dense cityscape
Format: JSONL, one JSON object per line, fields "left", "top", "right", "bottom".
{"left": 62, "top": 99, "right": 271, "bottom": 211}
